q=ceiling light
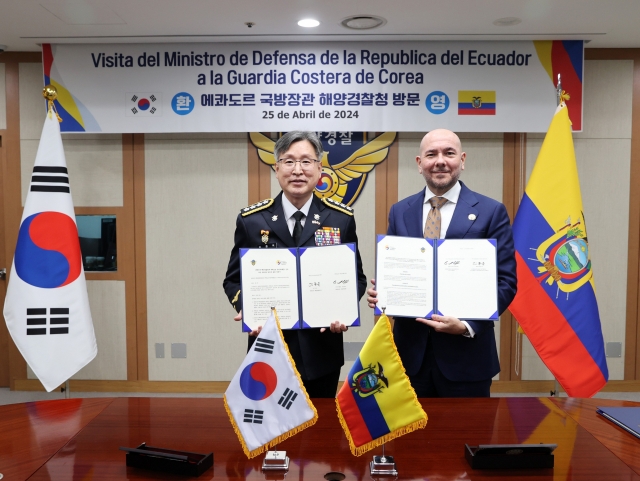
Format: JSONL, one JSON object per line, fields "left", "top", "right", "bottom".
{"left": 341, "top": 15, "right": 386, "bottom": 30}
{"left": 493, "top": 17, "right": 522, "bottom": 27}
{"left": 298, "top": 19, "right": 320, "bottom": 28}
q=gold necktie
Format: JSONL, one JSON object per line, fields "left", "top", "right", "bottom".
{"left": 424, "top": 197, "right": 448, "bottom": 239}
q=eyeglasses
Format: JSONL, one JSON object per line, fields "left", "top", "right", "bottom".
{"left": 277, "top": 158, "right": 320, "bottom": 170}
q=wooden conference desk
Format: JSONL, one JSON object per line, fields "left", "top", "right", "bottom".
{"left": 2, "top": 397, "right": 640, "bottom": 480}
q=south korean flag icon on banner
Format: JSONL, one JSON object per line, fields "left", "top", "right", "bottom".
{"left": 224, "top": 309, "right": 318, "bottom": 458}
{"left": 126, "top": 92, "right": 162, "bottom": 117}
{"left": 3, "top": 110, "right": 97, "bottom": 392}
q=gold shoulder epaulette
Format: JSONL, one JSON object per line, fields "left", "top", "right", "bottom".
{"left": 322, "top": 197, "right": 354, "bottom": 216}
{"left": 241, "top": 198, "right": 274, "bottom": 216}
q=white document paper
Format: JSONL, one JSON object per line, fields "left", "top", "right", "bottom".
{"left": 436, "top": 239, "right": 498, "bottom": 320}
{"left": 299, "top": 244, "right": 360, "bottom": 328}
{"left": 240, "top": 248, "right": 299, "bottom": 331}
{"left": 375, "top": 236, "right": 498, "bottom": 320}
{"left": 375, "top": 235, "right": 434, "bottom": 318}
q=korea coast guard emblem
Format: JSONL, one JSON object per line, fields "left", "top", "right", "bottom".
{"left": 534, "top": 214, "right": 592, "bottom": 293}
{"left": 249, "top": 131, "right": 396, "bottom": 207}
{"left": 351, "top": 362, "right": 389, "bottom": 398}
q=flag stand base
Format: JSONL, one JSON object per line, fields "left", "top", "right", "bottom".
{"left": 370, "top": 455, "right": 398, "bottom": 476}
{"left": 262, "top": 451, "right": 289, "bottom": 471}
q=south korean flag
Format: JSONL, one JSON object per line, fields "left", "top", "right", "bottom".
{"left": 3, "top": 111, "right": 97, "bottom": 392}
{"left": 126, "top": 92, "right": 162, "bottom": 117}
{"left": 224, "top": 310, "right": 317, "bottom": 458}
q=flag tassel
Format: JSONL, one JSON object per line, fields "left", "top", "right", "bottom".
{"left": 224, "top": 395, "right": 318, "bottom": 459}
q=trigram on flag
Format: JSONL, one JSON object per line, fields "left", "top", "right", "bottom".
{"left": 3, "top": 108, "right": 97, "bottom": 392}
{"left": 26, "top": 307, "right": 70, "bottom": 335}
{"left": 224, "top": 310, "right": 317, "bottom": 458}
{"left": 336, "top": 314, "right": 427, "bottom": 456}
{"left": 509, "top": 101, "right": 608, "bottom": 398}
{"left": 126, "top": 92, "right": 162, "bottom": 116}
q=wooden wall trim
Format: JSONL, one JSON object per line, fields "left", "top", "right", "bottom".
{"left": 0, "top": 131, "right": 8, "bottom": 386}
{"left": 0, "top": 52, "right": 41, "bottom": 63}
{"left": 501, "top": 133, "right": 526, "bottom": 381}
{"left": 374, "top": 133, "right": 398, "bottom": 237}
{"left": 121, "top": 135, "right": 137, "bottom": 380}
{"left": 247, "top": 133, "right": 273, "bottom": 204}
{"left": 133, "top": 133, "right": 148, "bottom": 380}
{"left": 584, "top": 48, "right": 640, "bottom": 380}
{"left": 3, "top": 61, "right": 26, "bottom": 389}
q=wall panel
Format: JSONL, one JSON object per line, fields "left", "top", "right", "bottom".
{"left": 18, "top": 63, "right": 43, "bottom": 141}
{"left": 0, "top": 63, "right": 6, "bottom": 130}
{"left": 145, "top": 136, "right": 248, "bottom": 380}
{"left": 20, "top": 138, "right": 123, "bottom": 206}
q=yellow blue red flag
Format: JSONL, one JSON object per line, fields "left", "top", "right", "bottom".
{"left": 336, "top": 314, "right": 427, "bottom": 456}
{"left": 457, "top": 90, "right": 496, "bottom": 115}
{"left": 509, "top": 102, "right": 608, "bottom": 397}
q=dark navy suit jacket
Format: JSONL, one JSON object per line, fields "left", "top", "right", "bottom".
{"left": 223, "top": 192, "right": 367, "bottom": 381}
{"left": 388, "top": 182, "right": 517, "bottom": 383}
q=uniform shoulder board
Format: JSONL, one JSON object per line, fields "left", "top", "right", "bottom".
{"left": 241, "top": 198, "right": 274, "bottom": 216}
{"left": 322, "top": 197, "right": 354, "bottom": 216}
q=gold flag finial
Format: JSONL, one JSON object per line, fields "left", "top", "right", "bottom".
{"left": 42, "top": 84, "right": 62, "bottom": 122}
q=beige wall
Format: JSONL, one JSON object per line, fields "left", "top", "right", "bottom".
{"left": 522, "top": 59, "right": 633, "bottom": 381}
{"left": 145, "top": 134, "right": 249, "bottom": 380}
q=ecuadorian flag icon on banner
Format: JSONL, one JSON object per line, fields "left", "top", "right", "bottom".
{"left": 336, "top": 314, "right": 427, "bottom": 456}
{"left": 458, "top": 90, "right": 496, "bottom": 115}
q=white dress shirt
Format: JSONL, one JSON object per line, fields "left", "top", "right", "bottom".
{"left": 422, "top": 181, "right": 461, "bottom": 239}
{"left": 422, "top": 182, "right": 475, "bottom": 337}
{"left": 282, "top": 194, "right": 313, "bottom": 236}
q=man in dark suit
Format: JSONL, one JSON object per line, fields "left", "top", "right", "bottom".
{"left": 224, "top": 131, "right": 367, "bottom": 398}
{"left": 368, "top": 129, "right": 517, "bottom": 397}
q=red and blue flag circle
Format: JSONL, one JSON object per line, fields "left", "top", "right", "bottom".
{"left": 137, "top": 98, "right": 150, "bottom": 111}
{"left": 239, "top": 362, "right": 277, "bottom": 401}
{"left": 14, "top": 212, "right": 82, "bottom": 288}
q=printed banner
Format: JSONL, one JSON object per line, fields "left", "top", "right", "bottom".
{"left": 43, "top": 40, "right": 583, "bottom": 133}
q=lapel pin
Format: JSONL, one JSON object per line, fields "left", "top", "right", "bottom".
{"left": 312, "top": 220, "right": 320, "bottom": 225}
{"left": 261, "top": 230, "right": 269, "bottom": 245}
{"left": 468, "top": 214, "right": 476, "bottom": 221}
{"left": 314, "top": 214, "right": 320, "bottom": 220}
{"left": 272, "top": 215, "right": 278, "bottom": 221}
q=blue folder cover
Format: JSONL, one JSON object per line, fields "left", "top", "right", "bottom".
{"left": 596, "top": 406, "right": 640, "bottom": 439}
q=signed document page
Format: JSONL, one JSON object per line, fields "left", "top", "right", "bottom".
{"left": 436, "top": 239, "right": 498, "bottom": 320}
{"left": 240, "top": 247, "right": 299, "bottom": 331}
{"left": 299, "top": 243, "right": 360, "bottom": 328}
{"left": 375, "top": 235, "right": 433, "bottom": 318}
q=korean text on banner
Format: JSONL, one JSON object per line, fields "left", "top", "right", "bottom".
{"left": 3, "top": 110, "right": 97, "bottom": 392}
{"left": 224, "top": 310, "right": 317, "bottom": 458}
{"left": 509, "top": 102, "right": 608, "bottom": 398}
{"left": 336, "top": 314, "right": 427, "bottom": 456}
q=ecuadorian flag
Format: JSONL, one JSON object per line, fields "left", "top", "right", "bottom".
{"left": 458, "top": 90, "right": 496, "bottom": 115}
{"left": 509, "top": 102, "right": 608, "bottom": 398}
{"left": 336, "top": 314, "right": 427, "bottom": 456}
